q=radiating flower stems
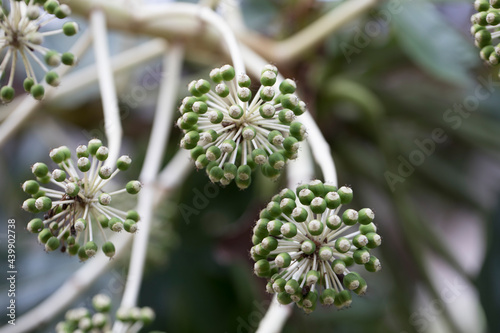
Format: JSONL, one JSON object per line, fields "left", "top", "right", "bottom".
{"left": 178, "top": 64, "right": 308, "bottom": 188}
{"left": 256, "top": 142, "right": 316, "bottom": 333}
{"left": 90, "top": 9, "right": 122, "bottom": 167}
{"left": 0, "top": 148, "right": 193, "bottom": 333}
{"left": 0, "top": 29, "right": 92, "bottom": 147}
{"left": 113, "top": 43, "right": 184, "bottom": 333}
{"left": 0, "top": 0, "right": 79, "bottom": 102}
{"left": 22, "top": 141, "right": 141, "bottom": 260}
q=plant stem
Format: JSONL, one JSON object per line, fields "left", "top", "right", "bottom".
{"left": 53, "top": 39, "right": 167, "bottom": 103}
{"left": 90, "top": 9, "right": 122, "bottom": 167}
{"left": 117, "top": 43, "right": 184, "bottom": 314}
{"left": 137, "top": 3, "right": 245, "bottom": 75}
{"left": 0, "top": 29, "right": 92, "bottom": 147}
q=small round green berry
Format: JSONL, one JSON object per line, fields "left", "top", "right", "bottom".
{"left": 63, "top": 22, "right": 79, "bottom": 36}
{"left": 1, "top": 86, "right": 14, "bottom": 102}
{"left": 124, "top": 219, "right": 137, "bottom": 233}
{"left": 30, "top": 84, "right": 45, "bottom": 100}
{"left": 220, "top": 64, "right": 235, "bottom": 81}
{"left": 32, "top": 162, "right": 49, "bottom": 177}
{"left": 62, "top": 52, "right": 76, "bottom": 66}
{"left": 45, "top": 71, "right": 60, "bottom": 87}
{"left": 307, "top": 219, "right": 324, "bottom": 236}
{"left": 88, "top": 139, "right": 103, "bottom": 155}
{"left": 301, "top": 239, "right": 316, "bottom": 255}
{"left": 95, "top": 146, "right": 109, "bottom": 161}
{"left": 126, "top": 210, "right": 140, "bottom": 222}
{"left": 335, "top": 237, "right": 351, "bottom": 253}
{"left": 108, "top": 217, "right": 123, "bottom": 232}
{"left": 275, "top": 252, "right": 292, "bottom": 268}
{"left": 65, "top": 182, "right": 80, "bottom": 196}
{"left": 126, "top": 181, "right": 142, "bottom": 194}
{"left": 45, "top": 236, "right": 60, "bottom": 251}
{"left": 365, "top": 255, "right": 382, "bottom": 272}
{"left": 254, "top": 259, "right": 271, "bottom": 277}
{"left": 35, "top": 196, "right": 52, "bottom": 212}
{"left": 342, "top": 209, "right": 358, "bottom": 226}
{"left": 84, "top": 241, "right": 98, "bottom": 257}
{"left": 23, "top": 78, "right": 34, "bottom": 92}
{"left": 102, "top": 241, "right": 116, "bottom": 258}
{"left": 22, "top": 180, "right": 40, "bottom": 195}
{"left": 27, "top": 218, "right": 44, "bottom": 233}
{"left": 338, "top": 186, "right": 353, "bottom": 204}
{"left": 358, "top": 208, "right": 375, "bottom": 225}
{"left": 52, "top": 169, "right": 66, "bottom": 182}
{"left": 44, "top": 50, "right": 61, "bottom": 67}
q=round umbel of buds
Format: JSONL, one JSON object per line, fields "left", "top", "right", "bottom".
{"left": 21, "top": 139, "right": 141, "bottom": 261}
{"left": 0, "top": 0, "right": 79, "bottom": 102}
{"left": 250, "top": 180, "right": 382, "bottom": 313}
{"left": 177, "top": 64, "right": 308, "bottom": 189}
{"left": 470, "top": 1, "right": 500, "bottom": 66}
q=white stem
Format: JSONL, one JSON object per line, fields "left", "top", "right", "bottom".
{"left": 255, "top": 296, "right": 293, "bottom": 333}
{"left": 137, "top": 3, "right": 245, "bottom": 75}
{"left": 53, "top": 38, "right": 167, "bottom": 103}
{"left": 118, "top": 43, "right": 184, "bottom": 315}
{"left": 0, "top": 29, "right": 92, "bottom": 147}
{"left": 90, "top": 10, "right": 122, "bottom": 167}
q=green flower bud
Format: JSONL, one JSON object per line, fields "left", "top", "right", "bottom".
{"left": 307, "top": 219, "right": 324, "bottom": 236}
{"left": 22, "top": 180, "right": 40, "bottom": 194}
{"left": 332, "top": 259, "right": 346, "bottom": 274}
{"left": 102, "top": 241, "right": 116, "bottom": 258}
{"left": 360, "top": 222, "right": 377, "bottom": 235}
{"left": 365, "top": 255, "right": 382, "bottom": 272}
{"left": 335, "top": 237, "right": 351, "bottom": 253}
{"left": 45, "top": 236, "right": 60, "bottom": 251}
{"left": 23, "top": 78, "right": 34, "bottom": 92}
{"left": 279, "top": 79, "right": 297, "bottom": 94}
{"left": 353, "top": 248, "right": 371, "bottom": 264}
{"left": 63, "top": 22, "right": 79, "bottom": 36}
{"left": 254, "top": 259, "right": 271, "bottom": 277}
{"left": 261, "top": 236, "right": 278, "bottom": 251}
{"left": 366, "top": 232, "right": 382, "bottom": 248}
{"left": 267, "top": 219, "right": 283, "bottom": 236}
{"left": 84, "top": 241, "right": 98, "bottom": 257}
{"left": 280, "top": 222, "right": 297, "bottom": 238}
{"left": 301, "top": 239, "right": 316, "bottom": 255}
{"left": 45, "top": 71, "right": 60, "bottom": 87}
{"left": 338, "top": 186, "right": 353, "bottom": 204}
{"left": 88, "top": 139, "right": 103, "bottom": 155}
{"left": 272, "top": 277, "right": 287, "bottom": 293}
{"left": 108, "top": 217, "right": 123, "bottom": 232}
{"left": 284, "top": 279, "right": 300, "bottom": 295}
{"left": 32, "top": 162, "right": 49, "bottom": 177}
{"left": 27, "top": 218, "right": 44, "bottom": 233}
{"left": 291, "top": 207, "right": 308, "bottom": 222}
{"left": 275, "top": 252, "right": 292, "bottom": 268}
{"left": 126, "top": 181, "right": 142, "bottom": 194}
{"left": 30, "top": 84, "right": 45, "bottom": 100}
{"left": 220, "top": 64, "right": 235, "bottom": 81}
{"left": 0, "top": 86, "right": 14, "bottom": 102}
{"left": 342, "top": 209, "right": 358, "bottom": 226}
{"left": 320, "top": 288, "right": 337, "bottom": 305}
{"left": 126, "top": 210, "right": 140, "bottom": 222}
{"left": 334, "top": 290, "right": 352, "bottom": 309}
{"left": 62, "top": 52, "right": 76, "bottom": 66}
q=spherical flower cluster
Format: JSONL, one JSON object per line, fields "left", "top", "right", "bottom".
{"left": 471, "top": 0, "right": 500, "bottom": 65}
{"left": 56, "top": 294, "right": 156, "bottom": 333}
{"left": 177, "top": 64, "right": 308, "bottom": 189}
{"left": 251, "top": 180, "right": 382, "bottom": 313}
{"left": 22, "top": 139, "right": 141, "bottom": 261}
{"left": 0, "top": 0, "right": 79, "bottom": 102}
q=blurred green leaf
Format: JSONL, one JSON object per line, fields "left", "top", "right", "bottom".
{"left": 392, "top": 1, "right": 478, "bottom": 86}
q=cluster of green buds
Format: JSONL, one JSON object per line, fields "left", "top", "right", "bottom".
{"left": 0, "top": 0, "right": 79, "bottom": 102}
{"left": 251, "top": 180, "right": 382, "bottom": 313}
{"left": 22, "top": 139, "right": 141, "bottom": 261}
{"left": 55, "top": 294, "right": 157, "bottom": 333}
{"left": 471, "top": 0, "right": 500, "bottom": 65}
{"left": 177, "top": 64, "right": 308, "bottom": 189}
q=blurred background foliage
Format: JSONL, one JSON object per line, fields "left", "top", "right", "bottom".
{"left": 0, "top": 0, "right": 498, "bottom": 332}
